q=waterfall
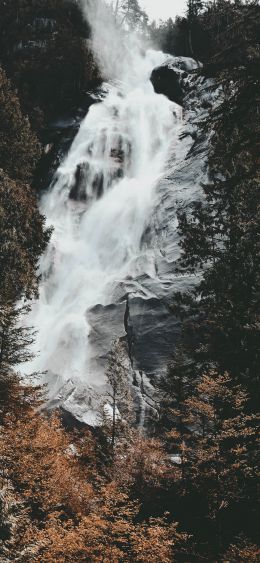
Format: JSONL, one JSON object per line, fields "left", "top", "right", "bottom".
{"left": 26, "top": 46, "right": 182, "bottom": 398}
{"left": 21, "top": 1, "right": 187, "bottom": 421}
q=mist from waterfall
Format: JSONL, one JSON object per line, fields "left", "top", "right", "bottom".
{"left": 24, "top": 0, "right": 182, "bottom": 396}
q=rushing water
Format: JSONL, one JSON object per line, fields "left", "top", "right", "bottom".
{"left": 26, "top": 44, "right": 182, "bottom": 400}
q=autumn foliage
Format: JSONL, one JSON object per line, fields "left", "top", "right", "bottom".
{"left": 0, "top": 384, "right": 190, "bottom": 562}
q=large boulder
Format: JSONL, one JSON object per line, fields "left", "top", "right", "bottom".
{"left": 150, "top": 56, "right": 202, "bottom": 105}
{"left": 166, "top": 56, "right": 202, "bottom": 73}
{"left": 150, "top": 65, "right": 184, "bottom": 105}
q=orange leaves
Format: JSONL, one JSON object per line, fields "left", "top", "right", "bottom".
{"left": 116, "top": 433, "right": 168, "bottom": 486}
{"left": 130, "top": 519, "right": 175, "bottom": 563}
{"left": 0, "top": 390, "right": 188, "bottom": 562}
{"left": 33, "top": 504, "right": 181, "bottom": 563}
{"left": 224, "top": 535, "right": 260, "bottom": 562}
{"left": 3, "top": 413, "right": 95, "bottom": 517}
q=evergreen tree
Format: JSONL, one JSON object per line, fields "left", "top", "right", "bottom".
{"left": 186, "top": 0, "right": 204, "bottom": 57}
{"left": 164, "top": 370, "right": 259, "bottom": 557}
{"left": 102, "top": 339, "right": 134, "bottom": 449}
{"left": 157, "top": 347, "right": 198, "bottom": 489}
{"left": 111, "top": 0, "right": 148, "bottom": 30}
{"left": 0, "top": 170, "right": 50, "bottom": 302}
{"left": 0, "top": 301, "right": 45, "bottom": 425}
{"left": 0, "top": 0, "right": 99, "bottom": 133}
{"left": 149, "top": 17, "right": 188, "bottom": 57}
{"left": 188, "top": 372, "right": 258, "bottom": 555}
{"left": 172, "top": 2, "right": 260, "bottom": 400}
{"left": 0, "top": 305, "right": 34, "bottom": 378}
{"left": 0, "top": 66, "right": 41, "bottom": 183}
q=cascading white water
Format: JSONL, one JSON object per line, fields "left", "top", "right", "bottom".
{"left": 25, "top": 6, "right": 182, "bottom": 402}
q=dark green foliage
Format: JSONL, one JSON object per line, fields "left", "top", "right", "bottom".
{"left": 0, "top": 169, "right": 50, "bottom": 302}
{"left": 187, "top": 0, "right": 203, "bottom": 19}
{"left": 0, "top": 65, "right": 41, "bottom": 183}
{"left": 0, "top": 305, "right": 34, "bottom": 378}
{"left": 174, "top": 182, "right": 259, "bottom": 393}
{"left": 0, "top": 0, "right": 100, "bottom": 133}
{"left": 158, "top": 346, "right": 197, "bottom": 435}
{"left": 0, "top": 303, "right": 44, "bottom": 425}
{"left": 0, "top": 167, "right": 50, "bottom": 415}
{"left": 149, "top": 17, "right": 188, "bottom": 57}
{"left": 149, "top": 7, "right": 209, "bottom": 59}
{"left": 150, "top": 1, "right": 260, "bottom": 62}
{"left": 202, "top": 0, "right": 260, "bottom": 71}
{"left": 171, "top": 2, "right": 260, "bottom": 398}
{"left": 156, "top": 2, "right": 260, "bottom": 558}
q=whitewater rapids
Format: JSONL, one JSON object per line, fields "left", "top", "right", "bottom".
{"left": 26, "top": 49, "right": 182, "bottom": 397}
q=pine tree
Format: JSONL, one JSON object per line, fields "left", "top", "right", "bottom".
{"left": 192, "top": 372, "right": 258, "bottom": 554}
{"left": 102, "top": 339, "right": 134, "bottom": 449}
{"left": 165, "top": 370, "right": 259, "bottom": 556}
{"left": 157, "top": 346, "right": 197, "bottom": 487}
{"left": 112, "top": 0, "right": 148, "bottom": 30}
{"left": 0, "top": 0, "right": 98, "bottom": 132}
{"left": 172, "top": 2, "right": 260, "bottom": 400}
{"left": 0, "top": 170, "right": 50, "bottom": 302}
{"left": 186, "top": 0, "right": 204, "bottom": 56}
{"left": 0, "top": 66, "right": 41, "bottom": 183}
{"left": 0, "top": 302, "right": 44, "bottom": 425}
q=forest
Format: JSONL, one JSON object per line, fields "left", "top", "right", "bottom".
{"left": 0, "top": 0, "right": 259, "bottom": 561}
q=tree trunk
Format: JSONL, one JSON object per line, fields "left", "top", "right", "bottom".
{"left": 188, "top": 27, "right": 194, "bottom": 58}
{"left": 111, "top": 394, "right": 116, "bottom": 449}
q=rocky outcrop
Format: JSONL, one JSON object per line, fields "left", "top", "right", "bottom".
{"left": 39, "top": 56, "right": 221, "bottom": 427}
{"left": 151, "top": 65, "right": 184, "bottom": 105}
{"left": 74, "top": 59, "right": 222, "bottom": 426}
{"left": 150, "top": 56, "right": 202, "bottom": 105}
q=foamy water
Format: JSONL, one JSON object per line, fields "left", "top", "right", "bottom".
{"left": 24, "top": 5, "right": 182, "bottom": 394}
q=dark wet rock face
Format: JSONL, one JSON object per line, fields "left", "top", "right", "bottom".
{"left": 69, "top": 163, "right": 89, "bottom": 201}
{"left": 34, "top": 85, "right": 106, "bottom": 191}
{"left": 72, "top": 59, "right": 220, "bottom": 426}
{"left": 125, "top": 296, "right": 180, "bottom": 375}
{"left": 39, "top": 56, "right": 221, "bottom": 426}
{"left": 151, "top": 65, "right": 184, "bottom": 105}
